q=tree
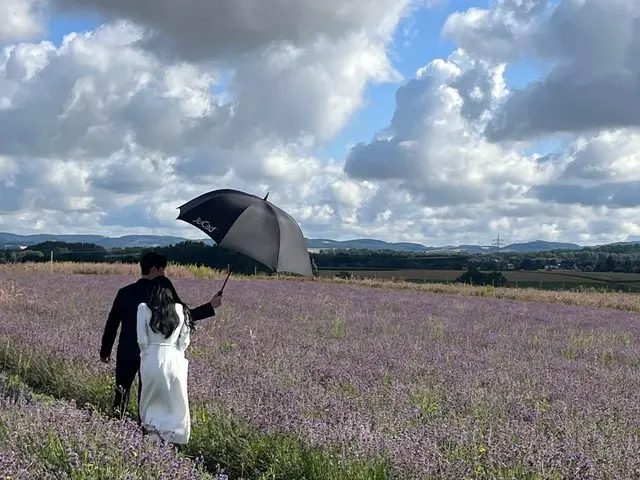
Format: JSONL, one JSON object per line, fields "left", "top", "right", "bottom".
{"left": 519, "top": 258, "right": 537, "bottom": 270}
{"left": 605, "top": 255, "right": 616, "bottom": 272}
{"left": 455, "top": 267, "right": 507, "bottom": 287}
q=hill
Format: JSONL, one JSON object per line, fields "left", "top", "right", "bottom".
{"left": 306, "top": 238, "right": 427, "bottom": 252}
{"left": 0, "top": 232, "right": 585, "bottom": 254}
{"left": 502, "top": 240, "right": 582, "bottom": 253}
{"left": 0, "top": 232, "right": 197, "bottom": 249}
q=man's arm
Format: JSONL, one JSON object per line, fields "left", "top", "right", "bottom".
{"left": 189, "top": 302, "right": 215, "bottom": 322}
{"left": 189, "top": 293, "right": 222, "bottom": 321}
{"left": 100, "top": 289, "right": 123, "bottom": 360}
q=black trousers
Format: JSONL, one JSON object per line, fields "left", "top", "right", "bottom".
{"left": 113, "top": 355, "right": 142, "bottom": 421}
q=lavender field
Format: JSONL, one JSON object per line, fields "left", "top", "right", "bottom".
{"left": 2, "top": 269, "right": 640, "bottom": 478}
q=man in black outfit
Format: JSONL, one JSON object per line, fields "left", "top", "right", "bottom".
{"left": 99, "top": 252, "right": 222, "bottom": 418}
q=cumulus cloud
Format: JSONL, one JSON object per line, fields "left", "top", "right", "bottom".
{"left": 484, "top": 0, "right": 640, "bottom": 140}
{"left": 559, "top": 130, "right": 640, "bottom": 183}
{"left": 0, "top": 20, "right": 339, "bottom": 233}
{"left": 442, "top": 0, "right": 548, "bottom": 62}
{"left": 526, "top": 129, "right": 640, "bottom": 209}
{"left": 0, "top": 0, "right": 47, "bottom": 43}
{"left": 534, "top": 182, "right": 640, "bottom": 208}
{"left": 344, "top": 49, "right": 552, "bottom": 206}
{"left": 52, "top": 0, "right": 413, "bottom": 61}
{"left": 228, "top": 34, "right": 400, "bottom": 145}
{"left": 0, "top": 15, "right": 400, "bottom": 232}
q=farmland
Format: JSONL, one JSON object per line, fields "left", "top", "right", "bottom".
{"left": 3, "top": 265, "right": 640, "bottom": 478}
{"left": 318, "top": 268, "right": 640, "bottom": 292}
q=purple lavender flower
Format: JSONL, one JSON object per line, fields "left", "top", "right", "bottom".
{"left": 0, "top": 374, "right": 211, "bottom": 478}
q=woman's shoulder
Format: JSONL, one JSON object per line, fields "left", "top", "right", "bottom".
{"left": 137, "top": 302, "right": 150, "bottom": 313}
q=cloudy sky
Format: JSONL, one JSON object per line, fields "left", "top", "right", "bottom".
{"left": 1, "top": 0, "right": 639, "bottom": 246}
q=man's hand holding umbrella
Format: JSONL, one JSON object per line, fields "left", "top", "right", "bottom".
{"left": 209, "top": 293, "right": 222, "bottom": 308}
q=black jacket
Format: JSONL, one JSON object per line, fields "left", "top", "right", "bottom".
{"left": 99, "top": 278, "right": 215, "bottom": 361}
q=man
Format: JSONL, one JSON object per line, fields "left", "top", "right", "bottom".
{"left": 99, "top": 252, "right": 222, "bottom": 418}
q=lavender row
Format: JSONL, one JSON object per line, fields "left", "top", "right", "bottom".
{"left": 2, "top": 271, "right": 640, "bottom": 476}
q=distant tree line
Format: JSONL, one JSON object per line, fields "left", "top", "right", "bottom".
{"left": 0, "top": 241, "right": 275, "bottom": 275}
{"left": 1, "top": 240, "right": 640, "bottom": 274}
{"left": 311, "top": 249, "right": 469, "bottom": 270}
{"left": 470, "top": 244, "right": 640, "bottom": 273}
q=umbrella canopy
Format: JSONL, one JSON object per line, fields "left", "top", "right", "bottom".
{"left": 176, "top": 189, "right": 313, "bottom": 280}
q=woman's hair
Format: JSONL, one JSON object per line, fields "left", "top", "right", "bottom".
{"left": 146, "top": 276, "right": 194, "bottom": 338}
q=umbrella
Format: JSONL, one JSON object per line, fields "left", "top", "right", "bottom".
{"left": 176, "top": 188, "right": 313, "bottom": 294}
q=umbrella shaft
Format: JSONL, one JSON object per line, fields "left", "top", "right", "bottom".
{"left": 218, "top": 254, "right": 239, "bottom": 295}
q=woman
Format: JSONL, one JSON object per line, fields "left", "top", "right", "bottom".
{"left": 136, "top": 276, "right": 195, "bottom": 445}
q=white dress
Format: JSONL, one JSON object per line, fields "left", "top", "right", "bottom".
{"left": 136, "top": 302, "right": 191, "bottom": 444}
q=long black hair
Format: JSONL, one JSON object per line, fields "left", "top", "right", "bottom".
{"left": 146, "top": 276, "right": 194, "bottom": 338}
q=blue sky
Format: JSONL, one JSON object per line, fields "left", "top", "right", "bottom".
{"left": 46, "top": 10, "right": 102, "bottom": 45}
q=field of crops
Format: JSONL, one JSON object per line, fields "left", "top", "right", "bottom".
{"left": 3, "top": 267, "right": 640, "bottom": 478}
{"left": 319, "top": 268, "right": 640, "bottom": 291}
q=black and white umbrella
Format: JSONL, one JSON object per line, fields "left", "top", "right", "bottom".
{"left": 177, "top": 188, "right": 313, "bottom": 294}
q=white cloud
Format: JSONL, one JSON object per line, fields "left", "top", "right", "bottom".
{"left": 442, "top": 0, "right": 549, "bottom": 62}
{"left": 484, "top": 0, "right": 640, "bottom": 140}
{"left": 0, "top": 15, "right": 400, "bottom": 234}
{"left": 344, "top": 49, "right": 555, "bottom": 205}
{"left": 560, "top": 130, "right": 640, "bottom": 183}
{"left": 3, "top": 0, "right": 640, "bottom": 247}
{"left": 227, "top": 33, "right": 401, "bottom": 145}
{"left": 0, "top": 0, "right": 47, "bottom": 43}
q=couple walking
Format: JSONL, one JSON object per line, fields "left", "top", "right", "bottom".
{"left": 99, "top": 252, "right": 222, "bottom": 444}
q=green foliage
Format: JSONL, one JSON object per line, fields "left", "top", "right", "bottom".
{"left": 455, "top": 267, "right": 507, "bottom": 287}
{"left": 27, "top": 241, "right": 108, "bottom": 263}
{"left": 314, "top": 249, "right": 469, "bottom": 270}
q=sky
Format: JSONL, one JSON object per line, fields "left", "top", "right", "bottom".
{"left": 1, "top": 0, "right": 640, "bottom": 247}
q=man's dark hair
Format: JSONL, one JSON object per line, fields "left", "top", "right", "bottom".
{"left": 139, "top": 252, "right": 168, "bottom": 275}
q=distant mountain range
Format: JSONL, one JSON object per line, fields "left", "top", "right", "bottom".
{"left": 0, "top": 231, "right": 590, "bottom": 254}
{"left": 0, "top": 232, "right": 191, "bottom": 249}
{"left": 305, "top": 238, "right": 583, "bottom": 253}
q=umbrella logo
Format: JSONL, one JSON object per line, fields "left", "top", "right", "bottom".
{"left": 193, "top": 217, "right": 217, "bottom": 233}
